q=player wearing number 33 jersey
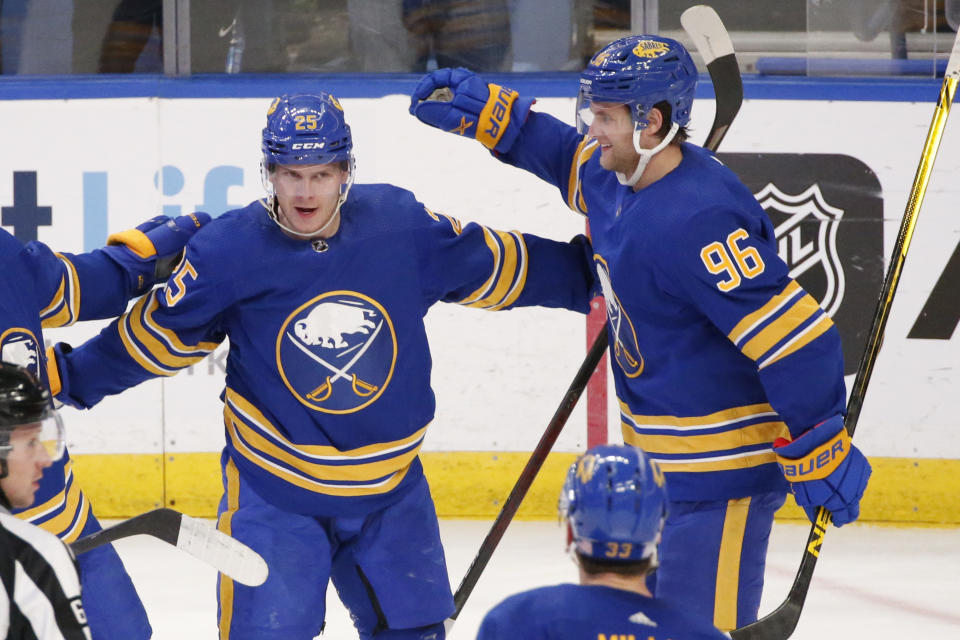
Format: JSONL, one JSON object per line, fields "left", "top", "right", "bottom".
{"left": 410, "top": 34, "right": 871, "bottom": 631}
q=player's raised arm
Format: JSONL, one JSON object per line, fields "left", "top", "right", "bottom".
{"left": 409, "top": 68, "right": 593, "bottom": 213}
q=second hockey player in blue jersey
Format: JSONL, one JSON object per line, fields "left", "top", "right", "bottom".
{"left": 52, "top": 92, "right": 595, "bottom": 639}
{"left": 410, "top": 34, "right": 872, "bottom": 632}
{"left": 478, "top": 444, "right": 727, "bottom": 640}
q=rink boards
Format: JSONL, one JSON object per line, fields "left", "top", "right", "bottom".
{"left": 1, "top": 75, "right": 958, "bottom": 524}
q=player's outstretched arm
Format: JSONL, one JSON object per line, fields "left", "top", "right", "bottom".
{"left": 49, "top": 238, "right": 226, "bottom": 410}
{"left": 25, "top": 213, "right": 211, "bottom": 331}
{"left": 773, "top": 415, "right": 871, "bottom": 527}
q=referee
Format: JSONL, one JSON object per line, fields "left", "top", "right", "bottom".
{"left": 0, "top": 362, "right": 90, "bottom": 639}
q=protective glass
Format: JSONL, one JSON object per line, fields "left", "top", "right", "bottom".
{"left": 14, "top": 411, "right": 67, "bottom": 461}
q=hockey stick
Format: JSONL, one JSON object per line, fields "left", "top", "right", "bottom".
{"left": 730, "top": 29, "right": 960, "bottom": 640}
{"left": 444, "top": 6, "right": 742, "bottom": 630}
{"left": 70, "top": 507, "right": 269, "bottom": 587}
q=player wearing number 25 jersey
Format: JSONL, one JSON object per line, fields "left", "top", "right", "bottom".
{"left": 52, "top": 92, "right": 594, "bottom": 639}
{"left": 410, "top": 34, "right": 871, "bottom": 632}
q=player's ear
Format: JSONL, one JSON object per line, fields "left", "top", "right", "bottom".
{"left": 646, "top": 107, "right": 665, "bottom": 137}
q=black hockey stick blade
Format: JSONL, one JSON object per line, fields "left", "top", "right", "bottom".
{"left": 71, "top": 508, "right": 269, "bottom": 587}
{"left": 681, "top": 5, "right": 743, "bottom": 151}
{"left": 731, "top": 28, "right": 960, "bottom": 640}
{"left": 444, "top": 8, "right": 743, "bottom": 634}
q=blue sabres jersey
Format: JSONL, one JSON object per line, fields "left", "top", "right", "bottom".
{"left": 60, "top": 184, "right": 593, "bottom": 517}
{"left": 478, "top": 583, "right": 728, "bottom": 640}
{"left": 0, "top": 228, "right": 135, "bottom": 540}
{"left": 498, "top": 112, "right": 846, "bottom": 501}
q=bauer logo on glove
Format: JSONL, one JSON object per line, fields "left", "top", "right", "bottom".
{"left": 409, "top": 67, "right": 536, "bottom": 154}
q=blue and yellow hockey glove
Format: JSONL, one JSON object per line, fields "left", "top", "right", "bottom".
{"left": 774, "top": 415, "right": 871, "bottom": 527}
{"left": 102, "top": 212, "right": 210, "bottom": 293}
{"left": 409, "top": 67, "right": 535, "bottom": 154}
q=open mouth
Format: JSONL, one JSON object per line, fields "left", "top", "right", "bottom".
{"left": 295, "top": 206, "right": 318, "bottom": 218}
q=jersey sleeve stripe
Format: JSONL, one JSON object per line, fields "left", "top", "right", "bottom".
{"left": 758, "top": 313, "right": 834, "bottom": 370}
{"left": 128, "top": 294, "right": 213, "bottom": 368}
{"left": 39, "top": 255, "right": 80, "bottom": 329}
{"left": 485, "top": 231, "right": 529, "bottom": 311}
{"left": 566, "top": 137, "right": 597, "bottom": 215}
{"left": 727, "top": 281, "right": 802, "bottom": 345}
{"left": 739, "top": 293, "right": 823, "bottom": 361}
{"left": 459, "top": 228, "right": 529, "bottom": 310}
{"left": 118, "top": 312, "right": 179, "bottom": 377}
{"left": 458, "top": 227, "right": 502, "bottom": 305}
{"left": 144, "top": 291, "right": 220, "bottom": 354}
{"left": 17, "top": 465, "right": 91, "bottom": 543}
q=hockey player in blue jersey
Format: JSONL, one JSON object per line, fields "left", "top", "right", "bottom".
{"left": 409, "top": 35, "right": 872, "bottom": 631}
{"left": 478, "top": 444, "right": 727, "bottom": 640}
{"left": 1, "top": 212, "right": 208, "bottom": 638}
{"left": 51, "top": 92, "right": 595, "bottom": 639}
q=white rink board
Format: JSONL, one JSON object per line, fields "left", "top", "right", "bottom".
{"left": 2, "top": 94, "right": 959, "bottom": 459}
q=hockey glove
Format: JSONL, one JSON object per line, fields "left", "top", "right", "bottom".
{"left": 45, "top": 343, "right": 86, "bottom": 409}
{"left": 774, "top": 415, "right": 871, "bottom": 527}
{"left": 409, "top": 67, "right": 535, "bottom": 154}
{"left": 102, "top": 212, "right": 211, "bottom": 293}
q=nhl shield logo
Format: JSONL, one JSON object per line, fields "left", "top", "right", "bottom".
{"left": 276, "top": 291, "right": 396, "bottom": 414}
{"left": 755, "top": 183, "right": 845, "bottom": 317}
{"left": 0, "top": 328, "right": 41, "bottom": 379}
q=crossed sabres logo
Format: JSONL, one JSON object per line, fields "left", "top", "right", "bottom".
{"left": 276, "top": 292, "right": 396, "bottom": 414}
{"left": 596, "top": 182, "right": 844, "bottom": 378}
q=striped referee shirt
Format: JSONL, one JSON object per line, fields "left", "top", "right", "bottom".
{"left": 0, "top": 509, "right": 90, "bottom": 639}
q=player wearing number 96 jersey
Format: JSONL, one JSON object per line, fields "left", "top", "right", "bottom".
{"left": 410, "top": 34, "right": 871, "bottom": 632}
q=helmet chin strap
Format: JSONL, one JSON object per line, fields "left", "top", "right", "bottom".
{"left": 616, "top": 122, "right": 680, "bottom": 187}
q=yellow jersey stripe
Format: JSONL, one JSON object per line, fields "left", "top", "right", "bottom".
{"left": 467, "top": 229, "right": 518, "bottom": 309}
{"left": 143, "top": 290, "right": 220, "bottom": 354}
{"left": 728, "top": 281, "right": 802, "bottom": 345}
{"left": 118, "top": 313, "right": 179, "bottom": 376}
{"left": 566, "top": 137, "right": 597, "bottom": 215}
{"left": 486, "top": 231, "right": 529, "bottom": 311}
{"left": 218, "top": 458, "right": 239, "bottom": 640}
{"left": 225, "top": 388, "right": 428, "bottom": 459}
{"left": 459, "top": 227, "right": 502, "bottom": 305}
{"left": 226, "top": 416, "right": 411, "bottom": 497}
{"left": 225, "top": 407, "right": 422, "bottom": 482}
{"left": 759, "top": 313, "right": 834, "bottom": 370}
{"left": 619, "top": 401, "right": 778, "bottom": 430}
{"left": 38, "top": 276, "right": 67, "bottom": 323}
{"left": 637, "top": 446, "right": 778, "bottom": 473}
{"left": 741, "top": 293, "right": 823, "bottom": 361}
{"left": 16, "top": 462, "right": 74, "bottom": 520}
{"left": 715, "top": 497, "right": 750, "bottom": 631}
{"left": 621, "top": 420, "right": 788, "bottom": 455}
{"left": 130, "top": 293, "right": 211, "bottom": 368}
{"left": 60, "top": 495, "right": 90, "bottom": 544}
{"left": 26, "top": 475, "right": 86, "bottom": 538}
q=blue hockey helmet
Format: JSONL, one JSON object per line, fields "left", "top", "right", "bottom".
{"left": 559, "top": 444, "right": 667, "bottom": 564}
{"left": 576, "top": 35, "right": 698, "bottom": 135}
{"left": 261, "top": 93, "right": 354, "bottom": 168}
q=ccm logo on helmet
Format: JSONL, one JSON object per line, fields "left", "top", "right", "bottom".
{"left": 292, "top": 142, "right": 326, "bottom": 150}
